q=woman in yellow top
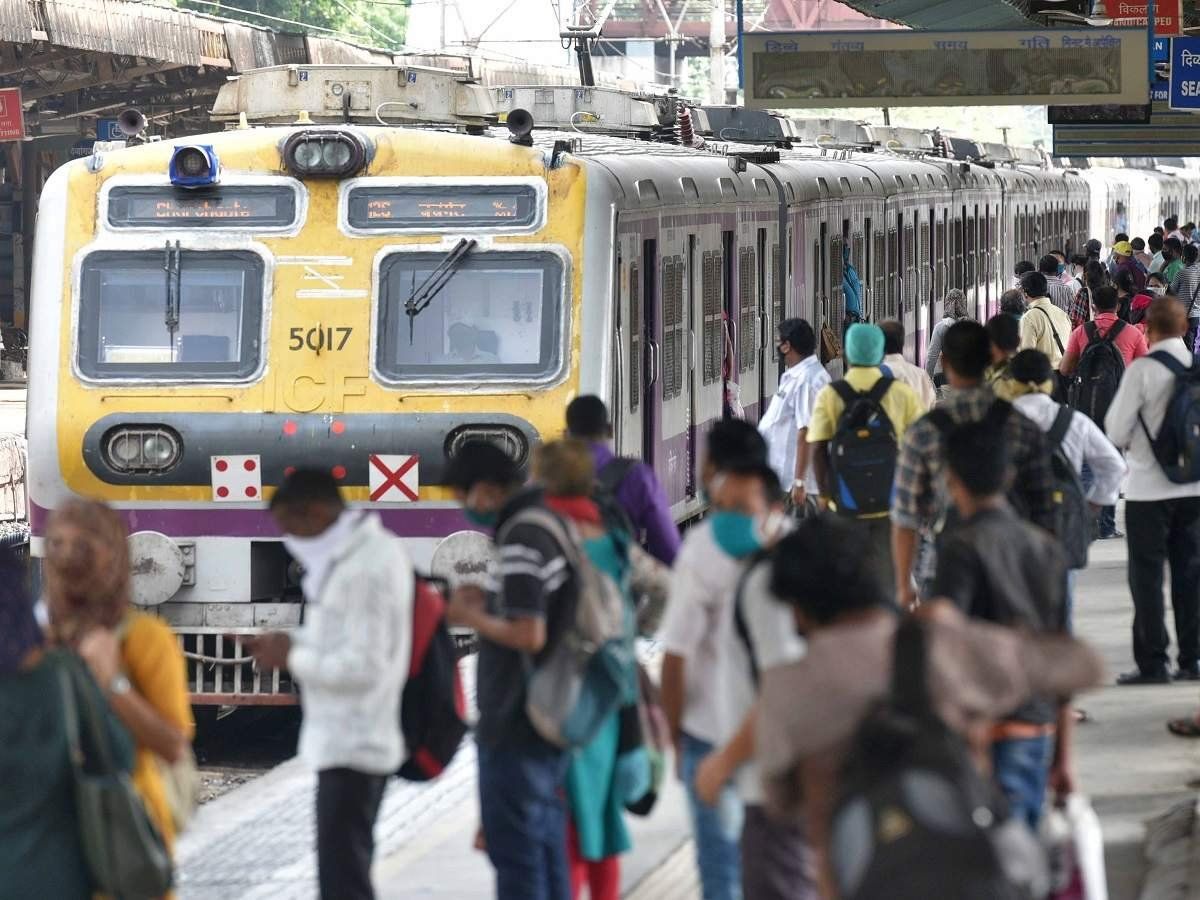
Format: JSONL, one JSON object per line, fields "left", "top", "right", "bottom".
{"left": 44, "top": 499, "right": 194, "bottom": 857}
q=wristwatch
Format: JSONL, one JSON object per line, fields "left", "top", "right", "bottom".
{"left": 791, "top": 479, "right": 806, "bottom": 490}
{"left": 107, "top": 673, "right": 132, "bottom": 697}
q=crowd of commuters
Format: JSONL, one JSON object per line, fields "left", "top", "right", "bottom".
{"left": 8, "top": 217, "right": 1200, "bottom": 900}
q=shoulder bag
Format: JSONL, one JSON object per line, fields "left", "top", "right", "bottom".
{"left": 58, "top": 654, "right": 174, "bottom": 899}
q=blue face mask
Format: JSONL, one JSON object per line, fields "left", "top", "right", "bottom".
{"left": 1057, "top": 264, "right": 1066, "bottom": 276}
{"left": 464, "top": 507, "right": 499, "bottom": 529}
{"left": 709, "top": 511, "right": 763, "bottom": 559}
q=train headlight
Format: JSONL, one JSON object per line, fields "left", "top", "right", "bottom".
{"left": 445, "top": 425, "right": 530, "bottom": 467}
{"left": 169, "top": 145, "right": 220, "bottom": 188}
{"left": 103, "top": 427, "right": 182, "bottom": 473}
{"left": 282, "top": 131, "right": 366, "bottom": 178}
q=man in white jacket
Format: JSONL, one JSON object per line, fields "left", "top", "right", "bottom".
{"left": 247, "top": 469, "right": 413, "bottom": 900}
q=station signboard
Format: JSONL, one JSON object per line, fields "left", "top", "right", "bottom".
{"left": 0, "top": 88, "right": 25, "bottom": 142}
{"left": 1109, "top": 0, "right": 1182, "bottom": 35}
{"left": 1169, "top": 36, "right": 1200, "bottom": 110}
{"left": 744, "top": 29, "right": 1150, "bottom": 109}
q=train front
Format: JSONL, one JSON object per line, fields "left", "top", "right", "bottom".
{"left": 27, "top": 123, "right": 588, "bottom": 705}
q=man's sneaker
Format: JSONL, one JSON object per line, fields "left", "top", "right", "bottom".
{"left": 1174, "top": 665, "right": 1200, "bottom": 682}
{"left": 1116, "top": 669, "right": 1172, "bottom": 685}
{"left": 1098, "top": 529, "right": 1125, "bottom": 540}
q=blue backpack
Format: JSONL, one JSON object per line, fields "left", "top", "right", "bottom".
{"left": 1139, "top": 351, "right": 1200, "bottom": 484}
{"left": 829, "top": 376, "right": 898, "bottom": 518}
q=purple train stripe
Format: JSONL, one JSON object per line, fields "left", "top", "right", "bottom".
{"left": 30, "top": 500, "right": 473, "bottom": 540}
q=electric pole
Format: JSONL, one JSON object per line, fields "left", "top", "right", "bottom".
{"left": 709, "top": 0, "right": 725, "bottom": 104}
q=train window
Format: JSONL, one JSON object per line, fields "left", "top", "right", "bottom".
{"left": 753, "top": 179, "right": 771, "bottom": 198}
{"left": 719, "top": 178, "right": 736, "bottom": 199}
{"left": 376, "top": 250, "right": 564, "bottom": 384}
{"left": 630, "top": 260, "right": 640, "bottom": 410}
{"left": 702, "top": 252, "right": 722, "bottom": 386}
{"left": 77, "top": 250, "right": 263, "bottom": 381}
{"left": 893, "top": 176, "right": 904, "bottom": 189}
{"left": 816, "top": 178, "right": 829, "bottom": 196}
{"left": 739, "top": 248, "right": 756, "bottom": 373}
{"left": 680, "top": 177, "right": 700, "bottom": 200}
{"left": 839, "top": 177, "right": 851, "bottom": 193}
{"left": 662, "top": 256, "right": 685, "bottom": 400}
{"left": 771, "top": 245, "right": 783, "bottom": 330}
{"left": 636, "top": 180, "right": 660, "bottom": 203}
{"left": 861, "top": 177, "right": 872, "bottom": 190}
{"left": 872, "top": 231, "right": 886, "bottom": 320}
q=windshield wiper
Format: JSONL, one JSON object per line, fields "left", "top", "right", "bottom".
{"left": 163, "top": 240, "right": 181, "bottom": 361}
{"left": 403, "top": 237, "right": 477, "bottom": 344}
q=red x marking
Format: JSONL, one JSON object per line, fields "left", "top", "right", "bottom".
{"left": 369, "top": 454, "right": 419, "bottom": 502}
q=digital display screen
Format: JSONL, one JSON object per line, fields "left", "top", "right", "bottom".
{"left": 107, "top": 186, "right": 297, "bottom": 228}
{"left": 1048, "top": 104, "right": 1151, "bottom": 125}
{"left": 347, "top": 185, "right": 539, "bottom": 230}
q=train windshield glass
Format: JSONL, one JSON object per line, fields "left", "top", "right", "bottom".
{"left": 77, "top": 250, "right": 264, "bottom": 380}
{"left": 376, "top": 250, "right": 563, "bottom": 382}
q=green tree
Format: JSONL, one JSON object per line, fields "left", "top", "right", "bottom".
{"left": 176, "top": 0, "right": 407, "bottom": 49}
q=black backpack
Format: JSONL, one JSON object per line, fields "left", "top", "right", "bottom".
{"left": 829, "top": 619, "right": 1033, "bottom": 900}
{"left": 1068, "top": 320, "right": 1126, "bottom": 426}
{"left": 829, "top": 377, "right": 898, "bottom": 518}
{"left": 1139, "top": 350, "right": 1200, "bottom": 484}
{"left": 397, "top": 575, "right": 468, "bottom": 782}
{"left": 594, "top": 456, "right": 638, "bottom": 536}
{"left": 1046, "top": 406, "right": 1092, "bottom": 570}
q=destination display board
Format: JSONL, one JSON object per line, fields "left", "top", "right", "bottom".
{"left": 107, "top": 185, "right": 297, "bottom": 228}
{"left": 346, "top": 184, "right": 540, "bottom": 230}
{"left": 744, "top": 29, "right": 1149, "bottom": 109}
{"left": 1052, "top": 104, "right": 1200, "bottom": 157}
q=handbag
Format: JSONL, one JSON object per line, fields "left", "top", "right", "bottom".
{"left": 157, "top": 748, "right": 200, "bottom": 834}
{"left": 58, "top": 656, "right": 174, "bottom": 899}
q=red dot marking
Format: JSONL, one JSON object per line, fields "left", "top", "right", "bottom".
{"left": 284, "top": 466, "right": 296, "bottom": 477}
{"left": 245, "top": 485, "right": 258, "bottom": 498}
{"left": 215, "top": 459, "right": 229, "bottom": 472}
{"left": 216, "top": 486, "right": 230, "bottom": 498}
{"left": 331, "top": 421, "right": 346, "bottom": 435}
{"left": 332, "top": 465, "right": 347, "bottom": 480}
{"left": 283, "top": 421, "right": 298, "bottom": 436}
{"left": 244, "top": 458, "right": 257, "bottom": 472}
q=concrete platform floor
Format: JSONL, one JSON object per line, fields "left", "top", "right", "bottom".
{"left": 176, "top": 510, "right": 1200, "bottom": 899}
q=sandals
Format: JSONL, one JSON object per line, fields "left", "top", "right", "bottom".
{"left": 1166, "top": 717, "right": 1200, "bottom": 738}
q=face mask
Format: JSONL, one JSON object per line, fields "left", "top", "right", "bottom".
{"left": 1057, "top": 264, "right": 1066, "bottom": 276}
{"left": 1151, "top": 286, "right": 1166, "bottom": 296}
{"left": 709, "top": 511, "right": 764, "bottom": 559}
{"left": 464, "top": 507, "right": 499, "bottom": 529}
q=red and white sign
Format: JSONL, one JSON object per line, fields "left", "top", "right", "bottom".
{"left": 211, "top": 455, "right": 262, "bottom": 502}
{"left": 369, "top": 454, "right": 419, "bottom": 502}
{"left": 0, "top": 88, "right": 24, "bottom": 142}
{"left": 1111, "top": 0, "right": 1182, "bottom": 35}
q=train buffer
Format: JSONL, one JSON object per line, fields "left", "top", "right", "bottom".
{"left": 175, "top": 524, "right": 1198, "bottom": 898}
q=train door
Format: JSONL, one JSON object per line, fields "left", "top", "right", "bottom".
{"left": 918, "top": 208, "right": 933, "bottom": 366}
{"left": 621, "top": 234, "right": 643, "bottom": 460}
{"left": 685, "top": 234, "right": 698, "bottom": 499}
{"left": 700, "top": 238, "right": 724, "bottom": 432}
{"left": 832, "top": 219, "right": 846, "bottom": 330}
{"left": 756, "top": 227, "right": 770, "bottom": 416}
{"left": 932, "top": 207, "right": 948, "bottom": 348}
{"left": 735, "top": 233, "right": 763, "bottom": 421}
{"left": 640, "top": 238, "right": 659, "bottom": 467}
{"left": 903, "top": 212, "right": 916, "bottom": 360}
{"left": 659, "top": 241, "right": 688, "bottom": 508}
{"left": 722, "top": 229, "right": 735, "bottom": 417}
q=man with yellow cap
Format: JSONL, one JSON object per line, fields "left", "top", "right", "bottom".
{"left": 1111, "top": 239, "right": 1147, "bottom": 293}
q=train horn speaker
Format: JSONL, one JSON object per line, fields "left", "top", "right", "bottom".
{"left": 506, "top": 108, "right": 534, "bottom": 147}
{"left": 117, "top": 108, "right": 147, "bottom": 137}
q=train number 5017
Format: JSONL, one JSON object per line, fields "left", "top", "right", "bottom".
{"left": 289, "top": 326, "right": 352, "bottom": 352}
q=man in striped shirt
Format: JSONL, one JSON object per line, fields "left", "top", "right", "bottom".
{"left": 445, "top": 441, "right": 576, "bottom": 900}
{"left": 1169, "top": 243, "right": 1200, "bottom": 352}
{"left": 1039, "top": 255, "right": 1078, "bottom": 317}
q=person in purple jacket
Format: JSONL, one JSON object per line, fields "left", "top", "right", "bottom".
{"left": 566, "top": 396, "right": 682, "bottom": 565}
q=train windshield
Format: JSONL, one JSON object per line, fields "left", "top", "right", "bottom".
{"left": 77, "top": 250, "right": 263, "bottom": 380}
{"left": 376, "top": 250, "right": 564, "bottom": 382}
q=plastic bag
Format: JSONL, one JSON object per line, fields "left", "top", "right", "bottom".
{"left": 1042, "top": 795, "right": 1108, "bottom": 900}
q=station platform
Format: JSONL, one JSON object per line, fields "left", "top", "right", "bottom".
{"left": 176, "top": 516, "right": 1200, "bottom": 900}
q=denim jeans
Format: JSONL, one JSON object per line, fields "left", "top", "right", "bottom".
{"left": 679, "top": 732, "right": 743, "bottom": 900}
{"left": 992, "top": 734, "right": 1054, "bottom": 831}
{"left": 478, "top": 742, "right": 571, "bottom": 900}
{"left": 1080, "top": 462, "right": 1116, "bottom": 537}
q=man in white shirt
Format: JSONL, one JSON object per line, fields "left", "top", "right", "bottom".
{"left": 659, "top": 420, "right": 777, "bottom": 900}
{"left": 1007, "top": 349, "right": 1127, "bottom": 630}
{"left": 758, "top": 318, "right": 830, "bottom": 514}
{"left": 247, "top": 470, "right": 413, "bottom": 900}
{"left": 1105, "top": 297, "right": 1200, "bottom": 686}
{"left": 1019, "top": 271, "right": 1073, "bottom": 368}
{"left": 880, "top": 319, "right": 936, "bottom": 410}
